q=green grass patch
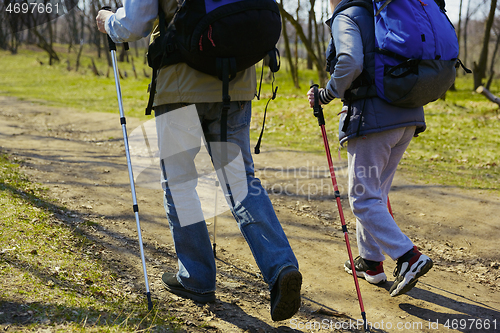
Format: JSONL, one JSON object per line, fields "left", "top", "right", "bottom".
{"left": 250, "top": 65, "right": 342, "bottom": 153}
{"left": 0, "top": 45, "right": 151, "bottom": 119}
{"left": 1, "top": 46, "right": 499, "bottom": 191}
{"left": 0, "top": 153, "right": 180, "bottom": 331}
{"left": 253, "top": 73, "right": 500, "bottom": 192}
{"left": 400, "top": 92, "right": 500, "bottom": 191}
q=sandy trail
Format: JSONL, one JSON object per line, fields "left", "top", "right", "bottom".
{"left": 1, "top": 95, "right": 499, "bottom": 332}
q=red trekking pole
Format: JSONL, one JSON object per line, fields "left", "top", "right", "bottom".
{"left": 387, "top": 196, "right": 394, "bottom": 218}
{"left": 311, "top": 84, "right": 369, "bottom": 332}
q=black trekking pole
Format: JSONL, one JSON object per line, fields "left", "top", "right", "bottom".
{"left": 311, "top": 83, "right": 369, "bottom": 332}
{"left": 213, "top": 180, "right": 219, "bottom": 258}
{"left": 103, "top": 8, "right": 153, "bottom": 311}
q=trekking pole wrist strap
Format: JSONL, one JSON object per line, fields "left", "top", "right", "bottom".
{"left": 311, "top": 84, "right": 325, "bottom": 126}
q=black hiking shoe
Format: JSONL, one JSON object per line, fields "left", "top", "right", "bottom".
{"left": 161, "top": 272, "right": 216, "bottom": 303}
{"left": 270, "top": 266, "right": 302, "bottom": 321}
{"left": 389, "top": 246, "right": 433, "bottom": 297}
{"left": 344, "top": 256, "right": 387, "bottom": 285}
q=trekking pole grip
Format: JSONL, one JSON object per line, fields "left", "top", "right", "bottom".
{"left": 101, "top": 6, "right": 129, "bottom": 52}
{"left": 107, "top": 35, "right": 116, "bottom": 52}
{"left": 310, "top": 83, "right": 325, "bottom": 126}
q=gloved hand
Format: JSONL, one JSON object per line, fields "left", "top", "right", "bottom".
{"left": 307, "top": 87, "right": 325, "bottom": 108}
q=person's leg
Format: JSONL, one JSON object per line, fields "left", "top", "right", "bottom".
{"left": 381, "top": 128, "right": 433, "bottom": 296}
{"left": 203, "top": 101, "right": 299, "bottom": 283}
{"left": 347, "top": 127, "right": 415, "bottom": 262}
{"left": 379, "top": 127, "right": 416, "bottom": 206}
{"left": 347, "top": 126, "right": 432, "bottom": 296}
{"left": 202, "top": 101, "right": 301, "bottom": 320}
{"left": 155, "top": 104, "right": 216, "bottom": 296}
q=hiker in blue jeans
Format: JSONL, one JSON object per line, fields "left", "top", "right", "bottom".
{"left": 97, "top": 0, "right": 301, "bottom": 321}
{"left": 307, "top": 0, "right": 433, "bottom": 297}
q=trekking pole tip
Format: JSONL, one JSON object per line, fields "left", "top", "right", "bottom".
{"left": 146, "top": 292, "right": 154, "bottom": 311}
{"left": 361, "top": 311, "right": 370, "bottom": 332}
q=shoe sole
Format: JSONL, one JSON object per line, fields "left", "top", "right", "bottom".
{"left": 390, "top": 257, "right": 433, "bottom": 297}
{"left": 345, "top": 266, "right": 387, "bottom": 285}
{"left": 271, "top": 270, "right": 302, "bottom": 321}
{"left": 161, "top": 279, "right": 216, "bottom": 303}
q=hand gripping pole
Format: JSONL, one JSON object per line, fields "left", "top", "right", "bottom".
{"left": 311, "top": 83, "right": 369, "bottom": 332}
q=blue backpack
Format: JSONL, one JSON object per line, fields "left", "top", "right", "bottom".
{"left": 327, "top": 0, "right": 468, "bottom": 108}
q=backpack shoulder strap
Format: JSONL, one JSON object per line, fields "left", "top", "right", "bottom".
{"left": 328, "top": 0, "right": 377, "bottom": 103}
{"left": 145, "top": 2, "right": 184, "bottom": 115}
{"left": 329, "top": 0, "right": 372, "bottom": 24}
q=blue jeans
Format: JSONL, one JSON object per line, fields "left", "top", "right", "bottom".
{"left": 155, "top": 101, "right": 298, "bottom": 294}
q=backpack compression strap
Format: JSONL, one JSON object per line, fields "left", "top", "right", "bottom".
{"left": 145, "top": 4, "right": 181, "bottom": 115}
{"left": 217, "top": 58, "right": 237, "bottom": 209}
{"left": 145, "top": 7, "right": 168, "bottom": 116}
{"left": 254, "top": 48, "right": 280, "bottom": 154}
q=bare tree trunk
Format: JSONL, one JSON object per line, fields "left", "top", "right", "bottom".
{"left": 52, "top": 11, "right": 57, "bottom": 44}
{"left": 75, "top": 39, "right": 84, "bottom": 72}
{"left": 463, "top": 0, "right": 471, "bottom": 68}
{"left": 311, "top": 0, "right": 324, "bottom": 68}
{"left": 278, "top": 3, "right": 327, "bottom": 86}
{"left": 295, "top": 2, "right": 300, "bottom": 72}
{"left": 103, "top": 33, "right": 112, "bottom": 67}
{"left": 10, "top": 32, "right": 19, "bottom": 54}
{"left": 320, "top": 0, "right": 328, "bottom": 59}
{"left": 134, "top": 41, "right": 139, "bottom": 58}
{"left": 463, "top": 0, "right": 483, "bottom": 70}
{"left": 4, "top": 6, "right": 21, "bottom": 53}
{"left": 472, "top": 0, "right": 497, "bottom": 89}
{"left": 485, "top": 28, "right": 500, "bottom": 90}
{"left": 65, "top": 9, "right": 76, "bottom": 53}
{"left": 131, "top": 57, "right": 138, "bottom": 79}
{"left": 96, "top": 26, "right": 102, "bottom": 59}
{"left": 294, "top": 32, "right": 299, "bottom": 74}
{"left": 90, "top": 58, "right": 100, "bottom": 76}
{"left": 476, "top": 86, "right": 500, "bottom": 106}
{"left": 0, "top": 17, "right": 9, "bottom": 50}
{"left": 448, "top": 0, "right": 464, "bottom": 91}
{"left": 31, "top": 25, "right": 60, "bottom": 65}
{"left": 307, "top": 1, "right": 313, "bottom": 70}
{"left": 46, "top": 14, "right": 56, "bottom": 65}
{"left": 92, "top": 1, "right": 103, "bottom": 58}
{"left": 80, "top": 0, "right": 85, "bottom": 42}
{"left": 119, "top": 43, "right": 128, "bottom": 62}
{"left": 67, "top": 9, "right": 79, "bottom": 50}
{"left": 282, "top": 13, "right": 300, "bottom": 89}
{"left": 27, "top": 29, "right": 36, "bottom": 44}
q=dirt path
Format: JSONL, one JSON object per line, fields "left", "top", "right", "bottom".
{"left": 1, "top": 95, "right": 499, "bottom": 332}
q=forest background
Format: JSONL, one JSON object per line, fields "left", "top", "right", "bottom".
{"left": 0, "top": 0, "right": 499, "bottom": 332}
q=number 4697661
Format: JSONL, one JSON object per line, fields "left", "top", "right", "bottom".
{"left": 5, "top": 2, "right": 59, "bottom": 14}
{"left": 444, "top": 319, "right": 497, "bottom": 330}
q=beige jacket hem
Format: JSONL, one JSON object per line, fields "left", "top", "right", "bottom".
{"left": 153, "top": 61, "right": 257, "bottom": 107}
